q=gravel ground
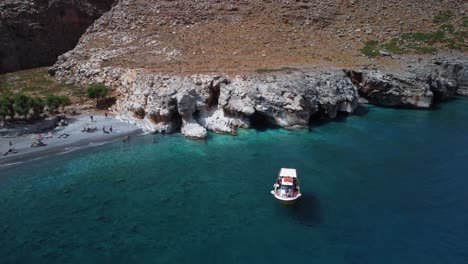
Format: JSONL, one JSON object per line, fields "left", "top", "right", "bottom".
{"left": 0, "top": 114, "right": 142, "bottom": 166}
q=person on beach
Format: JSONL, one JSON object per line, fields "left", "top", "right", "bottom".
{"left": 90, "top": 115, "right": 93, "bottom": 122}
{"left": 4, "top": 140, "right": 17, "bottom": 155}
{"left": 109, "top": 126, "right": 113, "bottom": 133}
{"left": 105, "top": 112, "right": 108, "bottom": 119}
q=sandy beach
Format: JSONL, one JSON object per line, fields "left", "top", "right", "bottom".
{"left": 0, "top": 114, "right": 142, "bottom": 166}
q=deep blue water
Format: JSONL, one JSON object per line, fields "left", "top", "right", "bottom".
{"left": 1, "top": 98, "right": 468, "bottom": 264}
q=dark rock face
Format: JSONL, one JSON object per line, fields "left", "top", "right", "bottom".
{"left": 356, "top": 71, "right": 433, "bottom": 109}
{"left": 430, "top": 63, "right": 462, "bottom": 101}
{"left": 0, "top": 0, "right": 115, "bottom": 74}
{"left": 457, "top": 67, "right": 468, "bottom": 96}
{"left": 430, "top": 61, "right": 468, "bottom": 99}
{"left": 346, "top": 59, "right": 468, "bottom": 109}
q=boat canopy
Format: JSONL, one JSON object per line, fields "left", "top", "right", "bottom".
{"left": 281, "top": 177, "right": 294, "bottom": 186}
{"left": 279, "top": 168, "right": 297, "bottom": 178}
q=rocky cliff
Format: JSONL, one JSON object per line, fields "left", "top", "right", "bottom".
{"left": 347, "top": 58, "right": 468, "bottom": 109}
{"left": 46, "top": 0, "right": 467, "bottom": 139}
{"left": 114, "top": 70, "right": 358, "bottom": 139}
{"left": 0, "top": 0, "right": 115, "bottom": 74}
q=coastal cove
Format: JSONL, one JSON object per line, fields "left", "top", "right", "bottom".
{"left": 1, "top": 98, "right": 468, "bottom": 263}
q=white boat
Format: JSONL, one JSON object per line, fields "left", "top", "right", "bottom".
{"left": 271, "top": 168, "right": 302, "bottom": 204}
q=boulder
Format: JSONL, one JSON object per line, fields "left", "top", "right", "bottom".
{"left": 181, "top": 120, "right": 207, "bottom": 140}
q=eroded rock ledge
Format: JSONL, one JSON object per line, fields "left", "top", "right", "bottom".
{"left": 347, "top": 59, "right": 468, "bottom": 109}
{"left": 114, "top": 70, "right": 359, "bottom": 139}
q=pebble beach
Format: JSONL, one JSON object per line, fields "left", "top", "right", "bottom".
{"left": 0, "top": 114, "right": 141, "bottom": 166}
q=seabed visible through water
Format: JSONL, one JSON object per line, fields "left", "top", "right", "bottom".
{"left": 1, "top": 99, "right": 468, "bottom": 263}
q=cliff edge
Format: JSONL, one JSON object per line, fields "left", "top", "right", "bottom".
{"left": 0, "top": 0, "right": 115, "bottom": 74}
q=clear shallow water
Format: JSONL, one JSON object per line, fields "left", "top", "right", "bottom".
{"left": 1, "top": 99, "right": 468, "bottom": 263}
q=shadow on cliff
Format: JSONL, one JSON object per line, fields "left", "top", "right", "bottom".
{"left": 0, "top": 0, "right": 116, "bottom": 74}
{"left": 249, "top": 112, "right": 280, "bottom": 132}
{"left": 308, "top": 105, "right": 370, "bottom": 131}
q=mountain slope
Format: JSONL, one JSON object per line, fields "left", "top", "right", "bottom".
{"left": 0, "top": 0, "right": 115, "bottom": 74}
{"left": 53, "top": 0, "right": 466, "bottom": 79}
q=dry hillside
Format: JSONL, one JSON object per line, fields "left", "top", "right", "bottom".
{"left": 59, "top": 0, "right": 467, "bottom": 75}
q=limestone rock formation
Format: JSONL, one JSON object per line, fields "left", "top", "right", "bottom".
{"left": 113, "top": 69, "right": 359, "bottom": 138}
{"left": 351, "top": 71, "right": 434, "bottom": 109}
{"left": 430, "top": 61, "right": 468, "bottom": 98}
{"left": 0, "top": 0, "right": 115, "bottom": 74}
{"left": 347, "top": 59, "right": 468, "bottom": 109}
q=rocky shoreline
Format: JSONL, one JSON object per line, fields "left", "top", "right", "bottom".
{"left": 49, "top": 55, "right": 468, "bottom": 140}
{"left": 348, "top": 58, "right": 468, "bottom": 108}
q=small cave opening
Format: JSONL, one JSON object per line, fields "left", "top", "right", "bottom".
{"left": 432, "top": 90, "right": 443, "bottom": 104}
{"left": 345, "top": 70, "right": 363, "bottom": 86}
{"left": 148, "top": 110, "right": 181, "bottom": 134}
{"left": 207, "top": 82, "right": 221, "bottom": 108}
{"left": 308, "top": 108, "right": 350, "bottom": 129}
{"left": 249, "top": 111, "right": 277, "bottom": 131}
{"left": 133, "top": 107, "right": 146, "bottom": 119}
{"left": 193, "top": 109, "right": 201, "bottom": 121}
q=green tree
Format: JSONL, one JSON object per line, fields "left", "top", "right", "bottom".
{"left": 86, "top": 83, "right": 109, "bottom": 107}
{"left": 0, "top": 96, "right": 14, "bottom": 120}
{"left": 13, "top": 94, "right": 31, "bottom": 119}
{"left": 45, "top": 94, "right": 62, "bottom": 112}
{"left": 59, "top": 95, "right": 71, "bottom": 111}
{"left": 30, "top": 96, "right": 45, "bottom": 118}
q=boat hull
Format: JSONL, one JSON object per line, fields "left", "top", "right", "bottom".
{"left": 271, "top": 191, "right": 301, "bottom": 204}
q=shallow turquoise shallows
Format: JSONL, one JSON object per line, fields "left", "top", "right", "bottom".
{"left": 1, "top": 98, "right": 468, "bottom": 263}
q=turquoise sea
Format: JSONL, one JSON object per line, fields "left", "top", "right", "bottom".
{"left": 1, "top": 98, "right": 468, "bottom": 263}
